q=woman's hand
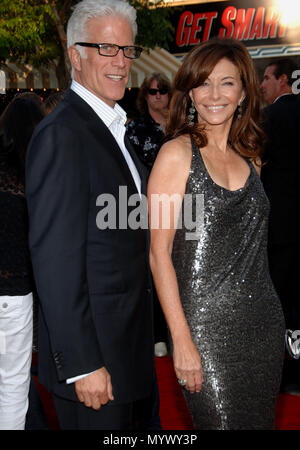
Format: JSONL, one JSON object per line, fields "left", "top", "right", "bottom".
{"left": 173, "top": 337, "right": 203, "bottom": 393}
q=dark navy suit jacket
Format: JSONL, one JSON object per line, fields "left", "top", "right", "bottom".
{"left": 261, "top": 94, "right": 300, "bottom": 245}
{"left": 26, "top": 88, "right": 154, "bottom": 403}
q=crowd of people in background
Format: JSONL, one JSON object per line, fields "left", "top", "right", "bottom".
{"left": 0, "top": 0, "right": 299, "bottom": 432}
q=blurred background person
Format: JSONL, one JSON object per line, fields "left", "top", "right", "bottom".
{"left": 261, "top": 59, "right": 300, "bottom": 392}
{"left": 0, "top": 96, "right": 45, "bottom": 429}
{"left": 126, "top": 73, "right": 171, "bottom": 357}
{"left": 126, "top": 72, "right": 170, "bottom": 171}
{"left": 44, "top": 91, "right": 65, "bottom": 115}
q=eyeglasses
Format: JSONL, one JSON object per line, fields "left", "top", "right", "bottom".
{"left": 75, "top": 42, "right": 143, "bottom": 59}
{"left": 147, "top": 88, "right": 169, "bottom": 96}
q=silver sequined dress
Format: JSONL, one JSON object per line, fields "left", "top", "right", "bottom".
{"left": 172, "top": 138, "right": 285, "bottom": 430}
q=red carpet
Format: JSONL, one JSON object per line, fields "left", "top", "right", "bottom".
{"left": 155, "top": 356, "right": 194, "bottom": 429}
{"left": 155, "top": 355, "right": 300, "bottom": 430}
{"left": 33, "top": 355, "right": 300, "bottom": 430}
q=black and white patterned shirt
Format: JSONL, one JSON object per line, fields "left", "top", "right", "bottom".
{"left": 126, "top": 113, "right": 165, "bottom": 173}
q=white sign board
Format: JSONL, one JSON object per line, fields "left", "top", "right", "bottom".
{"left": 0, "top": 71, "right": 5, "bottom": 94}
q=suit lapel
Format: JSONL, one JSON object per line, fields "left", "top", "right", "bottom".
{"left": 65, "top": 89, "right": 141, "bottom": 195}
{"left": 124, "top": 136, "right": 148, "bottom": 197}
{"left": 91, "top": 119, "right": 139, "bottom": 195}
{"left": 64, "top": 89, "right": 150, "bottom": 246}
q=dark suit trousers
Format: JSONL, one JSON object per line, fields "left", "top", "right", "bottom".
{"left": 53, "top": 395, "right": 135, "bottom": 430}
{"left": 268, "top": 241, "right": 300, "bottom": 330}
{"left": 52, "top": 373, "right": 161, "bottom": 430}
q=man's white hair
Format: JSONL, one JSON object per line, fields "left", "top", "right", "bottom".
{"left": 67, "top": 0, "right": 137, "bottom": 59}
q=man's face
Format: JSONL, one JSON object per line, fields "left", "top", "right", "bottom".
{"left": 260, "top": 64, "right": 281, "bottom": 104}
{"left": 70, "top": 15, "right": 133, "bottom": 107}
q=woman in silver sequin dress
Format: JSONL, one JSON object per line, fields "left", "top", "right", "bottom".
{"left": 148, "top": 38, "right": 285, "bottom": 430}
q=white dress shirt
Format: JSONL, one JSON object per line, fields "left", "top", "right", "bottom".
{"left": 66, "top": 81, "right": 141, "bottom": 384}
{"left": 71, "top": 80, "right": 141, "bottom": 194}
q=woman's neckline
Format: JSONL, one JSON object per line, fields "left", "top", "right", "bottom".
{"left": 193, "top": 140, "right": 253, "bottom": 193}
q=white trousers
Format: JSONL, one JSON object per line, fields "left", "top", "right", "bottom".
{"left": 0, "top": 293, "right": 33, "bottom": 430}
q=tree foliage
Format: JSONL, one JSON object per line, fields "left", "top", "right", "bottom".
{"left": 0, "top": 0, "right": 53, "bottom": 62}
{"left": 0, "top": 0, "right": 173, "bottom": 88}
{"left": 131, "top": 1, "right": 174, "bottom": 50}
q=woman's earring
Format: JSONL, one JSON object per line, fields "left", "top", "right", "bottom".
{"left": 237, "top": 103, "right": 242, "bottom": 120}
{"left": 188, "top": 101, "right": 196, "bottom": 125}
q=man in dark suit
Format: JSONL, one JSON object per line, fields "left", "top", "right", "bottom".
{"left": 260, "top": 59, "right": 300, "bottom": 390}
{"left": 26, "top": 0, "right": 155, "bottom": 429}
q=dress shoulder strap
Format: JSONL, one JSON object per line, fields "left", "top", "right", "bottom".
{"left": 190, "top": 134, "right": 198, "bottom": 154}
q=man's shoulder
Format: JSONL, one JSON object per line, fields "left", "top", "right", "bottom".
{"left": 36, "top": 89, "right": 98, "bottom": 137}
{"left": 271, "top": 94, "right": 300, "bottom": 110}
{"left": 264, "top": 95, "right": 300, "bottom": 121}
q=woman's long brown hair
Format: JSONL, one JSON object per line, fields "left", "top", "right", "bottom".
{"left": 165, "top": 37, "right": 265, "bottom": 160}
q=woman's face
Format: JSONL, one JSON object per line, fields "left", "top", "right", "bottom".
{"left": 189, "top": 57, "right": 245, "bottom": 128}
